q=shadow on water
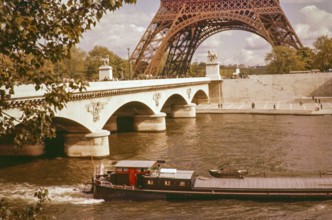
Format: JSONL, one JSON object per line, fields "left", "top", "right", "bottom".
{"left": 44, "top": 132, "right": 65, "bottom": 158}
{"left": 0, "top": 156, "right": 38, "bottom": 169}
{"left": 0, "top": 135, "right": 66, "bottom": 169}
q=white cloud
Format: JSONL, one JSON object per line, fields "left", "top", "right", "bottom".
{"left": 244, "top": 34, "right": 270, "bottom": 50}
{"left": 79, "top": 8, "right": 154, "bottom": 58}
{"left": 282, "top": 0, "right": 325, "bottom": 3}
{"left": 295, "top": 5, "right": 332, "bottom": 45}
{"left": 199, "top": 35, "right": 223, "bottom": 51}
{"left": 241, "top": 49, "right": 267, "bottom": 66}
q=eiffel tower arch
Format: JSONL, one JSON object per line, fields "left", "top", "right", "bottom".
{"left": 130, "top": 0, "right": 303, "bottom": 77}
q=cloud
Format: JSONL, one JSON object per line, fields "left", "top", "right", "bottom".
{"left": 241, "top": 49, "right": 267, "bottom": 66}
{"left": 295, "top": 5, "right": 332, "bottom": 45}
{"left": 244, "top": 34, "right": 270, "bottom": 50}
{"left": 282, "top": 0, "right": 325, "bottom": 3}
{"left": 199, "top": 35, "right": 223, "bottom": 51}
{"left": 79, "top": 8, "right": 153, "bottom": 58}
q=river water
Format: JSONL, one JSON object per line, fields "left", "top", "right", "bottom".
{"left": 1, "top": 114, "right": 332, "bottom": 219}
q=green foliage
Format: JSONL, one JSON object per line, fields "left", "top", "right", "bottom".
{"left": 0, "top": 0, "right": 136, "bottom": 148}
{"left": 313, "top": 35, "right": 332, "bottom": 71}
{"left": 265, "top": 35, "right": 332, "bottom": 74}
{"left": 297, "top": 47, "right": 315, "bottom": 70}
{"left": 57, "top": 47, "right": 87, "bottom": 80}
{"left": 0, "top": 188, "right": 50, "bottom": 220}
{"left": 85, "top": 46, "right": 129, "bottom": 80}
{"left": 265, "top": 46, "right": 305, "bottom": 74}
{"left": 188, "top": 62, "right": 206, "bottom": 77}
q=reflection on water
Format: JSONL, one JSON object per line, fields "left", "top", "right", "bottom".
{"left": 1, "top": 114, "right": 332, "bottom": 219}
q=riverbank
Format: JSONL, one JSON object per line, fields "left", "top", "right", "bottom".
{"left": 196, "top": 97, "right": 332, "bottom": 116}
{"left": 220, "top": 73, "right": 332, "bottom": 103}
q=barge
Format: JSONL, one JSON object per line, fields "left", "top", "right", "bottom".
{"left": 92, "top": 160, "right": 332, "bottom": 200}
{"left": 209, "top": 162, "right": 248, "bottom": 178}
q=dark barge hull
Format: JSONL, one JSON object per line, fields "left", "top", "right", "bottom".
{"left": 93, "top": 177, "right": 332, "bottom": 201}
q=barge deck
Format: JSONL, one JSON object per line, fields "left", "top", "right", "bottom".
{"left": 194, "top": 176, "right": 332, "bottom": 191}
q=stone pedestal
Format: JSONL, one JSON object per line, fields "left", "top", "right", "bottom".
{"left": 206, "top": 61, "right": 221, "bottom": 80}
{"left": 99, "top": 65, "right": 113, "bottom": 81}
{"left": 64, "top": 130, "right": 110, "bottom": 157}
{"left": 170, "top": 104, "right": 196, "bottom": 118}
{"left": 133, "top": 113, "right": 166, "bottom": 132}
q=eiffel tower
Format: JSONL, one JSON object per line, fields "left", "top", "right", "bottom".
{"left": 130, "top": 0, "right": 303, "bottom": 77}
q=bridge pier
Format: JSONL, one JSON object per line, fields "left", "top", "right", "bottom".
{"left": 64, "top": 130, "right": 110, "bottom": 157}
{"left": 208, "top": 80, "right": 223, "bottom": 104}
{"left": 133, "top": 113, "right": 166, "bottom": 132}
{"left": 169, "top": 104, "right": 196, "bottom": 118}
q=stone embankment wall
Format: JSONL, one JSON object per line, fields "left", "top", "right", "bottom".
{"left": 221, "top": 73, "right": 332, "bottom": 103}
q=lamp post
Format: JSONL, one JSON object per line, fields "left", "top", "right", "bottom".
{"left": 127, "top": 48, "right": 130, "bottom": 80}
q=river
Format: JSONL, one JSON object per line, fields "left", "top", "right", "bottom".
{"left": 1, "top": 114, "right": 332, "bottom": 219}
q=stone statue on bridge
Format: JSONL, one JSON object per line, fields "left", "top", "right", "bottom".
{"left": 206, "top": 50, "right": 221, "bottom": 80}
{"left": 207, "top": 50, "right": 218, "bottom": 62}
{"left": 101, "top": 55, "right": 110, "bottom": 66}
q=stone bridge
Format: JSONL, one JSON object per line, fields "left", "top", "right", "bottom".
{"left": 2, "top": 78, "right": 221, "bottom": 157}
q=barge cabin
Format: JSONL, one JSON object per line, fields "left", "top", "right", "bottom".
{"left": 105, "top": 160, "right": 193, "bottom": 190}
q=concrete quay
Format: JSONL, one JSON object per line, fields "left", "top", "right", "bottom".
{"left": 196, "top": 97, "right": 332, "bottom": 116}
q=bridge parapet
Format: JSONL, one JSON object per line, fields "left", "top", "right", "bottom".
{"left": 9, "top": 78, "right": 212, "bottom": 107}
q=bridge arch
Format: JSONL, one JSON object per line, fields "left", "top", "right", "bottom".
{"left": 103, "top": 101, "right": 157, "bottom": 132}
{"left": 161, "top": 93, "right": 188, "bottom": 113}
{"left": 161, "top": 93, "right": 197, "bottom": 118}
{"left": 53, "top": 117, "right": 91, "bottom": 133}
{"left": 112, "top": 101, "right": 155, "bottom": 117}
{"left": 192, "top": 89, "right": 209, "bottom": 105}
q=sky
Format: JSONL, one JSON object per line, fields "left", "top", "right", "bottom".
{"left": 78, "top": 0, "right": 332, "bottom": 67}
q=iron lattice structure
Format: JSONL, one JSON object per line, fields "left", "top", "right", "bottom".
{"left": 130, "top": 0, "right": 303, "bottom": 77}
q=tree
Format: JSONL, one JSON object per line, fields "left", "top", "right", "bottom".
{"left": 0, "top": 188, "right": 49, "bottom": 219}
{"left": 265, "top": 46, "right": 304, "bottom": 74}
{"left": 297, "top": 47, "right": 315, "bottom": 70}
{"left": 0, "top": 0, "right": 137, "bottom": 148}
{"left": 57, "top": 47, "right": 87, "bottom": 80}
{"left": 85, "top": 46, "right": 128, "bottom": 80}
{"left": 313, "top": 35, "right": 332, "bottom": 71}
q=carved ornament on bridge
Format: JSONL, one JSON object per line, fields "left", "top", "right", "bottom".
{"left": 87, "top": 102, "right": 105, "bottom": 122}
{"left": 186, "top": 88, "right": 192, "bottom": 99}
{"left": 153, "top": 93, "right": 161, "bottom": 107}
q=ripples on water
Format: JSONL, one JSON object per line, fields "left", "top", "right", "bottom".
{"left": 0, "top": 114, "right": 332, "bottom": 219}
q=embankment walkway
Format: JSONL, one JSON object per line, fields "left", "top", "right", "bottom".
{"left": 196, "top": 97, "right": 332, "bottom": 116}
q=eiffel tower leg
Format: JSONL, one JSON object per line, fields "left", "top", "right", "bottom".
{"left": 162, "top": 26, "right": 203, "bottom": 77}
{"left": 131, "top": 0, "right": 302, "bottom": 77}
{"left": 130, "top": 11, "right": 172, "bottom": 76}
{"left": 249, "top": 0, "right": 303, "bottom": 49}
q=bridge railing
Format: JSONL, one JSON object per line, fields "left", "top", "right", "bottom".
{"left": 10, "top": 77, "right": 212, "bottom": 99}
